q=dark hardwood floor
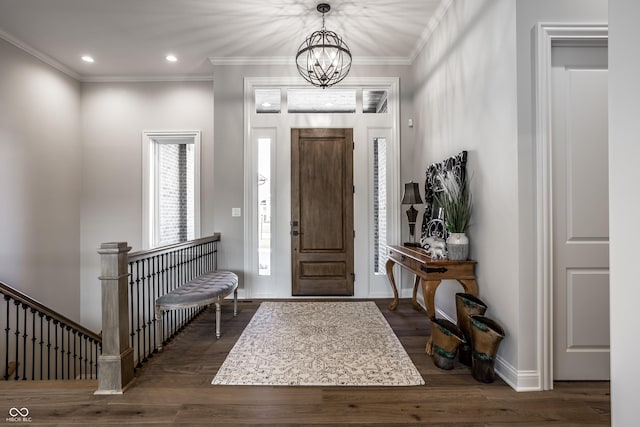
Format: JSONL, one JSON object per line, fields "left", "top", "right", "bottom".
{"left": 0, "top": 299, "right": 610, "bottom": 426}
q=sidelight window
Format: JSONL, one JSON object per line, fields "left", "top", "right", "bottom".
{"left": 373, "top": 137, "right": 388, "bottom": 274}
{"left": 257, "top": 137, "right": 272, "bottom": 276}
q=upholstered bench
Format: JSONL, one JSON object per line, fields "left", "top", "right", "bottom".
{"left": 155, "top": 270, "right": 238, "bottom": 350}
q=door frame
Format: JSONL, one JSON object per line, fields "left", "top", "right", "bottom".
{"left": 242, "top": 77, "right": 400, "bottom": 299}
{"left": 534, "top": 23, "right": 608, "bottom": 390}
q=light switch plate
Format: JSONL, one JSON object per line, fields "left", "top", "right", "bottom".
{"left": 232, "top": 208, "right": 241, "bottom": 217}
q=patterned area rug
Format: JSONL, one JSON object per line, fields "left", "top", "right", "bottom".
{"left": 212, "top": 301, "right": 425, "bottom": 386}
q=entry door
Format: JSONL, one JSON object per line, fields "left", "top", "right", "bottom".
{"left": 551, "top": 44, "right": 609, "bottom": 380}
{"left": 291, "top": 128, "right": 354, "bottom": 295}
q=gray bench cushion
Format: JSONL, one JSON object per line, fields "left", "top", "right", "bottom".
{"left": 156, "top": 270, "right": 238, "bottom": 309}
{"left": 155, "top": 270, "right": 238, "bottom": 346}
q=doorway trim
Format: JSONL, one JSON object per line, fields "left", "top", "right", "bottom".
{"left": 534, "top": 23, "right": 608, "bottom": 391}
{"left": 242, "top": 77, "right": 400, "bottom": 298}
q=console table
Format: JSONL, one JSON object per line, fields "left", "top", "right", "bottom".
{"left": 385, "top": 244, "right": 478, "bottom": 354}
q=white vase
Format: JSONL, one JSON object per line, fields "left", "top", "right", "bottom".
{"left": 447, "top": 232, "right": 469, "bottom": 261}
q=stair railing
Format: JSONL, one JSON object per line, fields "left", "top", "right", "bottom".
{"left": 126, "top": 234, "right": 220, "bottom": 368}
{"left": 1, "top": 281, "right": 101, "bottom": 381}
{"left": 96, "top": 233, "right": 220, "bottom": 394}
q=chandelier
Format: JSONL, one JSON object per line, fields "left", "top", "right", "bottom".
{"left": 295, "top": 3, "right": 352, "bottom": 89}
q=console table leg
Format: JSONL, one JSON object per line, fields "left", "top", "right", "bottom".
{"left": 422, "top": 279, "right": 441, "bottom": 356}
{"left": 386, "top": 259, "right": 400, "bottom": 311}
{"left": 421, "top": 280, "right": 441, "bottom": 320}
{"left": 458, "top": 279, "right": 479, "bottom": 296}
{"left": 411, "top": 276, "right": 422, "bottom": 310}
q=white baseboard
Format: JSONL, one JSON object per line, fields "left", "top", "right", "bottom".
{"left": 494, "top": 356, "right": 542, "bottom": 391}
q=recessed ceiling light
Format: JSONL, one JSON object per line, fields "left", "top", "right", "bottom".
{"left": 166, "top": 54, "right": 178, "bottom": 62}
{"left": 262, "top": 102, "right": 272, "bottom": 107}
{"left": 81, "top": 55, "right": 95, "bottom": 63}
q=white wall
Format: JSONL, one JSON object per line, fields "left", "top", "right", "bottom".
{"left": 410, "top": 0, "right": 608, "bottom": 389}
{"left": 411, "top": 0, "right": 520, "bottom": 378}
{"left": 609, "top": 0, "right": 639, "bottom": 424}
{"left": 0, "top": 38, "right": 82, "bottom": 321}
{"left": 80, "top": 81, "right": 214, "bottom": 330}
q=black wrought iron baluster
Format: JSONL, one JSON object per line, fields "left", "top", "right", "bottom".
{"left": 31, "top": 308, "right": 36, "bottom": 380}
{"left": 72, "top": 329, "right": 77, "bottom": 380}
{"left": 79, "top": 334, "right": 84, "bottom": 379}
{"left": 13, "top": 300, "right": 20, "bottom": 380}
{"left": 158, "top": 254, "right": 164, "bottom": 349}
{"left": 129, "top": 262, "right": 136, "bottom": 354}
{"left": 46, "top": 316, "right": 52, "bottom": 380}
{"left": 3, "top": 295, "right": 10, "bottom": 380}
{"left": 21, "top": 303, "right": 28, "bottom": 380}
{"left": 215, "top": 241, "right": 218, "bottom": 270}
{"left": 180, "top": 248, "right": 186, "bottom": 327}
{"left": 38, "top": 313, "right": 44, "bottom": 380}
{"left": 170, "top": 251, "right": 176, "bottom": 339}
{"left": 85, "top": 336, "right": 91, "bottom": 378}
{"left": 195, "top": 243, "right": 201, "bottom": 276}
{"left": 204, "top": 242, "right": 209, "bottom": 274}
{"left": 53, "top": 319, "right": 59, "bottom": 380}
{"left": 191, "top": 246, "right": 196, "bottom": 280}
{"left": 146, "top": 256, "right": 153, "bottom": 360}
{"left": 135, "top": 260, "right": 142, "bottom": 368}
{"left": 150, "top": 255, "right": 158, "bottom": 355}
{"left": 60, "top": 323, "right": 66, "bottom": 380}
{"left": 65, "top": 327, "right": 70, "bottom": 379}
{"left": 89, "top": 338, "right": 95, "bottom": 379}
{"left": 204, "top": 242, "right": 209, "bottom": 272}
{"left": 177, "top": 248, "right": 182, "bottom": 288}
{"left": 141, "top": 258, "right": 147, "bottom": 364}
{"left": 188, "top": 246, "right": 193, "bottom": 279}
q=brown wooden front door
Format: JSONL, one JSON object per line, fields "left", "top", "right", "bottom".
{"left": 291, "top": 128, "right": 354, "bottom": 296}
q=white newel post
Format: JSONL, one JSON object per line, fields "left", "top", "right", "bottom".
{"left": 95, "top": 242, "right": 135, "bottom": 394}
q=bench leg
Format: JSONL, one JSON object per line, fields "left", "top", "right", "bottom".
{"left": 215, "top": 301, "right": 221, "bottom": 339}
{"left": 155, "top": 306, "right": 164, "bottom": 351}
{"left": 233, "top": 289, "right": 238, "bottom": 316}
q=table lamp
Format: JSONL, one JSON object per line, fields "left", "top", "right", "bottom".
{"left": 401, "top": 181, "right": 423, "bottom": 247}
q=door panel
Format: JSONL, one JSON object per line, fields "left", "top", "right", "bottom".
{"left": 552, "top": 45, "right": 609, "bottom": 380}
{"left": 291, "top": 128, "right": 354, "bottom": 295}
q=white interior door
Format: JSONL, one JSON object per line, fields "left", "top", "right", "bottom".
{"left": 551, "top": 44, "right": 609, "bottom": 380}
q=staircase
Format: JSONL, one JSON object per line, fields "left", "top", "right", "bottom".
{"left": 1, "top": 281, "right": 101, "bottom": 381}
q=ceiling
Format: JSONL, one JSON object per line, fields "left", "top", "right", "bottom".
{"left": 0, "top": 0, "right": 448, "bottom": 81}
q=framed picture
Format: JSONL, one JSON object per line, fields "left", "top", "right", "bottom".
{"left": 420, "top": 150, "right": 468, "bottom": 245}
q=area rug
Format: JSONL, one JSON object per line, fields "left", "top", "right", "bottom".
{"left": 211, "top": 301, "right": 425, "bottom": 386}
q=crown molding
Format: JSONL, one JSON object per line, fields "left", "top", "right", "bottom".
{"left": 0, "top": 28, "right": 81, "bottom": 80}
{"left": 209, "top": 56, "right": 412, "bottom": 67}
{"left": 0, "top": 28, "right": 214, "bottom": 83}
{"left": 80, "top": 75, "right": 214, "bottom": 83}
{"left": 408, "top": 0, "right": 454, "bottom": 64}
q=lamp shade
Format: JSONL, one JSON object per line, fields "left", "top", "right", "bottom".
{"left": 401, "top": 182, "right": 423, "bottom": 205}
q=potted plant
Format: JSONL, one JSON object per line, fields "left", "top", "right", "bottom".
{"left": 434, "top": 171, "right": 472, "bottom": 260}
